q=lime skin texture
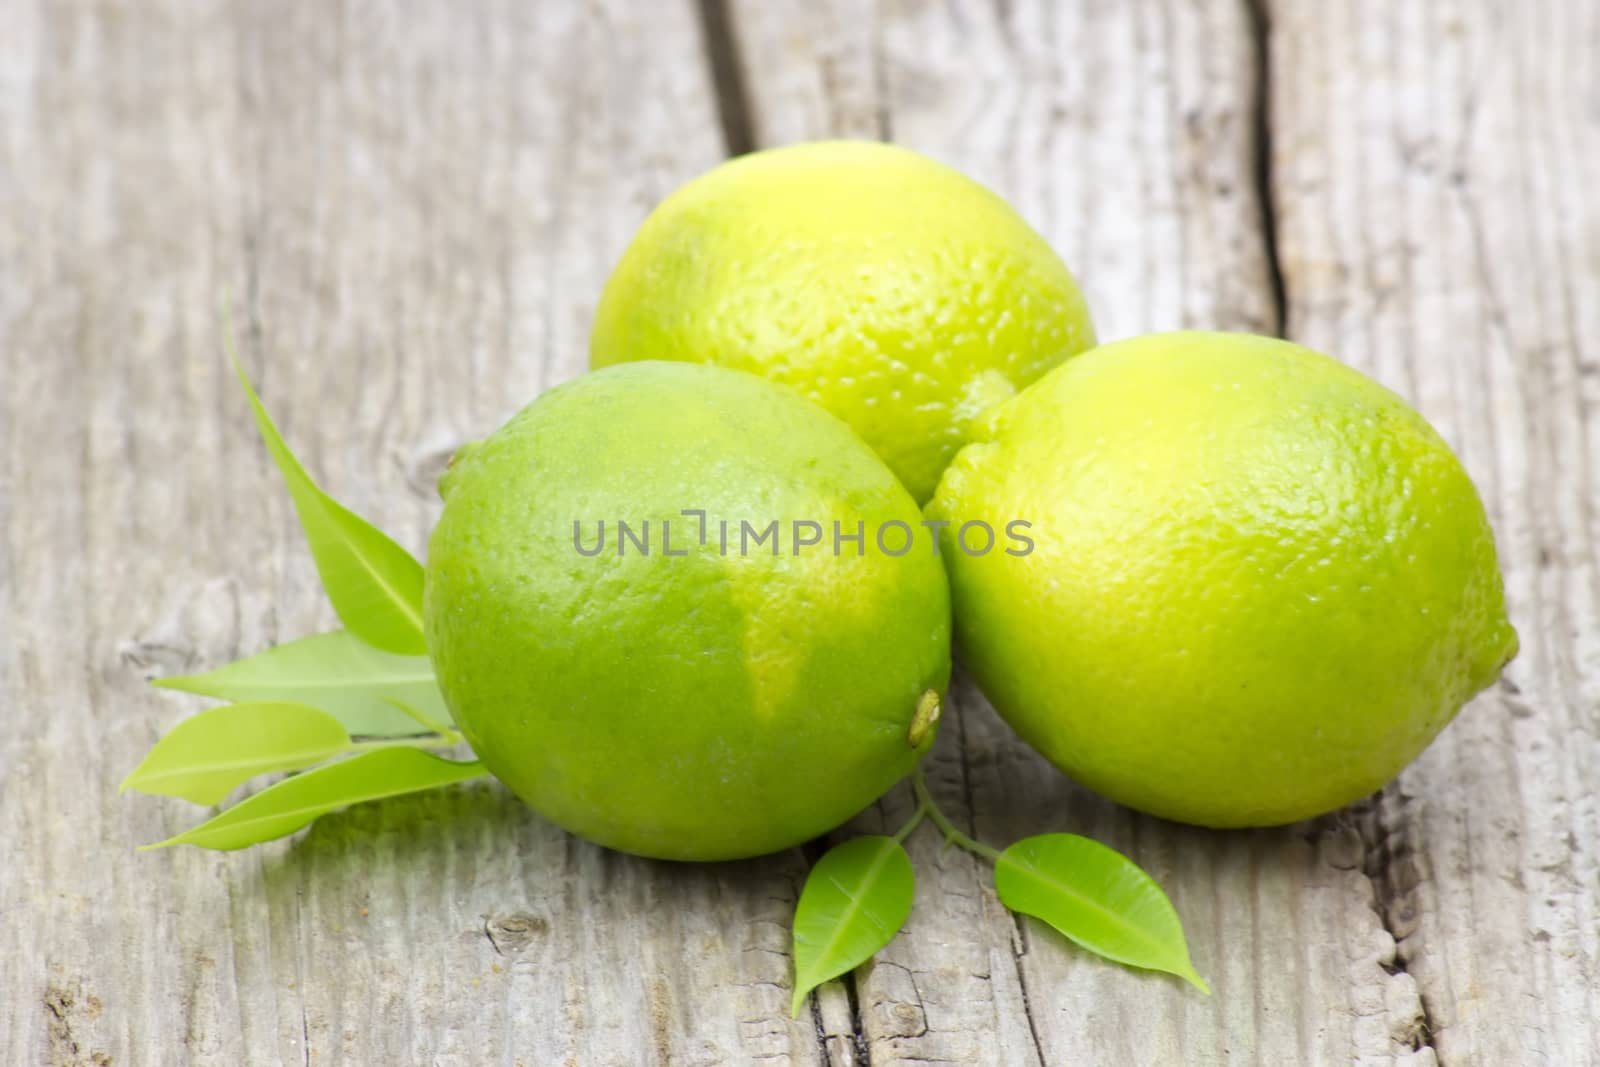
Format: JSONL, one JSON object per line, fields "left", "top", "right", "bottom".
{"left": 590, "top": 140, "right": 1097, "bottom": 504}
{"left": 928, "top": 331, "right": 1518, "bottom": 828}
{"left": 424, "top": 361, "right": 951, "bottom": 861}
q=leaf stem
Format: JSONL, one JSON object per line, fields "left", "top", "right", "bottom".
{"left": 890, "top": 793, "right": 930, "bottom": 844}
{"left": 911, "top": 767, "right": 1004, "bottom": 864}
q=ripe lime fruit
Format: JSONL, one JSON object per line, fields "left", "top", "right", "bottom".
{"left": 927, "top": 331, "right": 1517, "bottom": 827}
{"left": 590, "top": 140, "right": 1096, "bottom": 503}
{"left": 424, "top": 362, "right": 951, "bottom": 860}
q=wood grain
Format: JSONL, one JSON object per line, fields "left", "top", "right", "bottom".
{"left": 1268, "top": 0, "right": 1600, "bottom": 1061}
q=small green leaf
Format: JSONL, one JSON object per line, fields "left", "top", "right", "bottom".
{"left": 155, "top": 630, "right": 451, "bottom": 736}
{"left": 121, "top": 702, "right": 352, "bottom": 805}
{"left": 142, "top": 748, "right": 487, "bottom": 851}
{"left": 231, "top": 353, "right": 426, "bottom": 655}
{"left": 995, "top": 834, "right": 1209, "bottom": 993}
{"left": 791, "top": 835, "right": 915, "bottom": 1016}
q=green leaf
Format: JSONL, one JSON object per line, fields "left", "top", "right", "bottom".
{"left": 143, "top": 748, "right": 486, "bottom": 851}
{"left": 121, "top": 702, "right": 352, "bottom": 805}
{"left": 231, "top": 354, "right": 426, "bottom": 655}
{"left": 155, "top": 630, "right": 451, "bottom": 736}
{"left": 995, "top": 833, "right": 1209, "bottom": 993}
{"left": 791, "top": 835, "right": 915, "bottom": 1016}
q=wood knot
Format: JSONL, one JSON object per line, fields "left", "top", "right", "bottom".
{"left": 484, "top": 912, "right": 549, "bottom": 956}
{"left": 118, "top": 638, "right": 194, "bottom": 679}
{"left": 406, "top": 438, "right": 470, "bottom": 500}
{"left": 43, "top": 976, "right": 109, "bottom": 1067}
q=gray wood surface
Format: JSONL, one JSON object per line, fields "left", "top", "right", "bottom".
{"left": 1269, "top": 1, "right": 1600, "bottom": 1061}
{"left": 1, "top": 1, "right": 1593, "bottom": 1064}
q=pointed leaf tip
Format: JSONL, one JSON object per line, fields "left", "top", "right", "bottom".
{"left": 121, "top": 702, "right": 352, "bottom": 805}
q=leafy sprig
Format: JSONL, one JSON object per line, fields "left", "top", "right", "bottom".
{"left": 123, "top": 337, "right": 481, "bottom": 850}
{"left": 789, "top": 766, "right": 1209, "bottom": 1014}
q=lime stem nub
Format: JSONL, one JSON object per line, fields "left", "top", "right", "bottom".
{"left": 907, "top": 689, "right": 941, "bottom": 748}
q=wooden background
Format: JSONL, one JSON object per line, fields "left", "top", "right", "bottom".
{"left": 3, "top": 1, "right": 1597, "bottom": 1063}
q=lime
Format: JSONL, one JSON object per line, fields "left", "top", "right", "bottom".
{"left": 590, "top": 140, "right": 1096, "bottom": 502}
{"left": 927, "top": 331, "right": 1517, "bottom": 827}
{"left": 424, "top": 362, "right": 951, "bottom": 860}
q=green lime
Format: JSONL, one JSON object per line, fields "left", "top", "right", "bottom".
{"left": 425, "top": 362, "right": 950, "bottom": 860}
{"left": 590, "top": 140, "right": 1096, "bottom": 502}
{"left": 927, "top": 331, "right": 1517, "bottom": 827}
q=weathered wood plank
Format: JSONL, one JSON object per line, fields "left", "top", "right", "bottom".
{"left": 0, "top": 2, "right": 830, "bottom": 1064}
{"left": 1268, "top": 0, "right": 1600, "bottom": 1061}
{"left": 5, "top": 0, "right": 1590, "bottom": 1064}
{"left": 730, "top": 1, "right": 1437, "bottom": 1063}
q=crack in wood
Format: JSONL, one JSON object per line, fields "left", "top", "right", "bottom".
{"left": 1359, "top": 789, "right": 1442, "bottom": 1062}
{"left": 868, "top": 18, "right": 891, "bottom": 142}
{"left": 1246, "top": 0, "right": 1288, "bottom": 336}
{"left": 695, "top": 0, "right": 756, "bottom": 155}
{"left": 807, "top": 985, "right": 830, "bottom": 1063}
{"left": 1010, "top": 920, "right": 1047, "bottom": 1065}
{"left": 844, "top": 973, "right": 874, "bottom": 1066}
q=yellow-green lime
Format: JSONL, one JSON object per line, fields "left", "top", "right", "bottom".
{"left": 424, "top": 362, "right": 951, "bottom": 860}
{"left": 590, "top": 140, "right": 1096, "bottom": 503}
{"left": 927, "top": 331, "right": 1517, "bottom": 827}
